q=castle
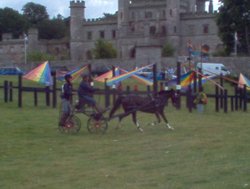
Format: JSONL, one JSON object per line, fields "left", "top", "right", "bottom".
{"left": 70, "top": 0, "right": 221, "bottom": 62}
{"left": 0, "top": 0, "right": 222, "bottom": 66}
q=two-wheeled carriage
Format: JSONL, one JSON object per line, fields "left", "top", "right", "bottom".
{"left": 58, "top": 103, "right": 109, "bottom": 134}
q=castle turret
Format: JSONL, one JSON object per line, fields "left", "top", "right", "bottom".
{"left": 70, "top": 1, "right": 85, "bottom": 41}
{"left": 188, "top": 0, "right": 196, "bottom": 12}
{"left": 70, "top": 0, "right": 85, "bottom": 61}
{"left": 196, "top": 0, "right": 207, "bottom": 12}
{"left": 166, "top": 0, "right": 181, "bottom": 54}
{"left": 209, "top": 0, "right": 214, "bottom": 13}
{"left": 118, "top": 0, "right": 129, "bottom": 36}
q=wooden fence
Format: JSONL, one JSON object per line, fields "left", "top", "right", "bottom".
{"left": 1, "top": 63, "right": 248, "bottom": 113}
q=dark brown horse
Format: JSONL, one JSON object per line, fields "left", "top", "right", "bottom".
{"left": 109, "top": 89, "right": 177, "bottom": 132}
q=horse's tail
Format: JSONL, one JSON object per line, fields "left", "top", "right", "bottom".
{"left": 109, "top": 95, "right": 124, "bottom": 119}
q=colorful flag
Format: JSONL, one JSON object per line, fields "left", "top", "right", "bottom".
{"left": 57, "top": 66, "right": 88, "bottom": 82}
{"left": 94, "top": 67, "right": 119, "bottom": 83}
{"left": 120, "top": 68, "right": 153, "bottom": 86}
{"left": 167, "top": 71, "right": 213, "bottom": 91}
{"left": 238, "top": 73, "right": 250, "bottom": 89}
{"left": 106, "top": 65, "right": 153, "bottom": 86}
{"left": 23, "top": 61, "right": 53, "bottom": 86}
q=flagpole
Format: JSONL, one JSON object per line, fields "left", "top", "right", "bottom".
{"left": 24, "top": 34, "right": 28, "bottom": 65}
{"left": 234, "top": 31, "right": 238, "bottom": 56}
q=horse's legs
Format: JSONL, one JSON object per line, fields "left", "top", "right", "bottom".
{"left": 159, "top": 110, "right": 174, "bottom": 130}
{"left": 115, "top": 109, "right": 132, "bottom": 129}
{"left": 148, "top": 113, "right": 161, "bottom": 126}
{"left": 132, "top": 112, "right": 143, "bottom": 132}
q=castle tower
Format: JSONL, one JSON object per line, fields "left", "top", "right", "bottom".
{"left": 118, "top": 0, "right": 129, "bottom": 37}
{"left": 165, "top": 0, "right": 181, "bottom": 53}
{"left": 70, "top": 0, "right": 85, "bottom": 61}
{"left": 209, "top": 0, "right": 214, "bottom": 13}
{"left": 196, "top": 0, "right": 207, "bottom": 12}
{"left": 188, "top": 0, "right": 197, "bottom": 12}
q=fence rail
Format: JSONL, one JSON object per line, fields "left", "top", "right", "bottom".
{"left": 1, "top": 63, "right": 249, "bottom": 113}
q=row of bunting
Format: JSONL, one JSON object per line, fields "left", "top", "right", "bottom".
{"left": 23, "top": 61, "right": 250, "bottom": 91}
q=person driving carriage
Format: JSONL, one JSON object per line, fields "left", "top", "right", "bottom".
{"left": 59, "top": 74, "right": 73, "bottom": 127}
{"left": 76, "top": 73, "right": 103, "bottom": 114}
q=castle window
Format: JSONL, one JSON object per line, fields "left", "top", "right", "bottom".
{"left": 170, "top": 9, "right": 173, "bottom": 17}
{"left": 174, "top": 26, "right": 177, "bottom": 33}
{"left": 129, "top": 22, "right": 135, "bottom": 32}
{"left": 112, "top": 30, "right": 116, "bottom": 39}
{"left": 130, "top": 47, "right": 136, "bottom": 59}
{"left": 131, "top": 12, "right": 135, "bottom": 19}
{"left": 161, "top": 26, "right": 167, "bottom": 36}
{"left": 162, "top": 10, "right": 166, "bottom": 18}
{"left": 99, "top": 30, "right": 105, "bottom": 39}
{"left": 150, "top": 26, "right": 156, "bottom": 36}
{"left": 203, "top": 24, "right": 209, "bottom": 34}
{"left": 87, "top": 31, "right": 92, "bottom": 40}
{"left": 145, "top": 11, "right": 153, "bottom": 19}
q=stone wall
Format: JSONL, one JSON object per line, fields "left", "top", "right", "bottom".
{"left": 49, "top": 56, "right": 250, "bottom": 76}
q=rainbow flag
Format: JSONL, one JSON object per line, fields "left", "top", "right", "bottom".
{"left": 106, "top": 65, "right": 152, "bottom": 86}
{"left": 94, "top": 67, "right": 120, "bottom": 82}
{"left": 57, "top": 66, "right": 88, "bottom": 82}
{"left": 238, "top": 73, "right": 250, "bottom": 90}
{"left": 120, "top": 68, "right": 153, "bottom": 86}
{"left": 168, "top": 71, "right": 212, "bottom": 90}
{"left": 23, "top": 61, "right": 53, "bottom": 86}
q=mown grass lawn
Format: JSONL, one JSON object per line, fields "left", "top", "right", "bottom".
{"left": 0, "top": 75, "right": 250, "bottom": 189}
{"left": 1, "top": 97, "right": 250, "bottom": 189}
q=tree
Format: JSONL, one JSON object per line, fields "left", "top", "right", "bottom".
{"left": 93, "top": 39, "right": 117, "bottom": 59}
{"left": 0, "top": 8, "right": 28, "bottom": 39}
{"left": 37, "top": 18, "right": 67, "bottom": 39}
{"left": 22, "top": 2, "right": 49, "bottom": 27}
{"left": 162, "top": 42, "right": 175, "bottom": 57}
{"left": 217, "top": 0, "right": 250, "bottom": 55}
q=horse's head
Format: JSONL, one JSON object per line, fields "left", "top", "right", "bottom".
{"left": 158, "top": 89, "right": 178, "bottom": 107}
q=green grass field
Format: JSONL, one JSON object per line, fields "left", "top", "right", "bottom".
{"left": 0, "top": 76, "right": 250, "bottom": 189}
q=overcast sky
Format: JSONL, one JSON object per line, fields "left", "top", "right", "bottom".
{"left": 0, "top": 0, "right": 221, "bottom": 19}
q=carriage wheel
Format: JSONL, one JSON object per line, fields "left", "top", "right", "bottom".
{"left": 87, "top": 117, "right": 108, "bottom": 134}
{"left": 59, "top": 115, "right": 81, "bottom": 134}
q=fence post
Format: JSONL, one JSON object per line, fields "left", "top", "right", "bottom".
{"left": 239, "top": 87, "right": 243, "bottom": 110}
{"left": 220, "top": 74, "right": 224, "bottom": 109}
{"left": 104, "top": 79, "right": 110, "bottom": 108}
{"left": 34, "top": 89, "right": 38, "bottom": 106}
{"left": 9, "top": 81, "right": 13, "bottom": 102}
{"left": 230, "top": 96, "right": 234, "bottom": 112}
{"left": 187, "top": 85, "right": 192, "bottom": 112}
{"left": 198, "top": 68, "right": 202, "bottom": 91}
{"left": 45, "top": 86, "right": 50, "bottom": 106}
{"left": 193, "top": 71, "right": 197, "bottom": 94}
{"left": 215, "top": 85, "right": 219, "bottom": 112}
{"left": 176, "top": 62, "right": 181, "bottom": 110}
{"left": 153, "top": 64, "right": 158, "bottom": 94}
{"left": 18, "top": 74, "right": 22, "bottom": 108}
{"left": 52, "top": 71, "right": 57, "bottom": 108}
{"left": 235, "top": 86, "right": 239, "bottom": 111}
{"left": 243, "top": 85, "right": 247, "bottom": 112}
{"left": 224, "top": 89, "right": 228, "bottom": 113}
{"left": 4, "top": 80, "right": 8, "bottom": 103}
